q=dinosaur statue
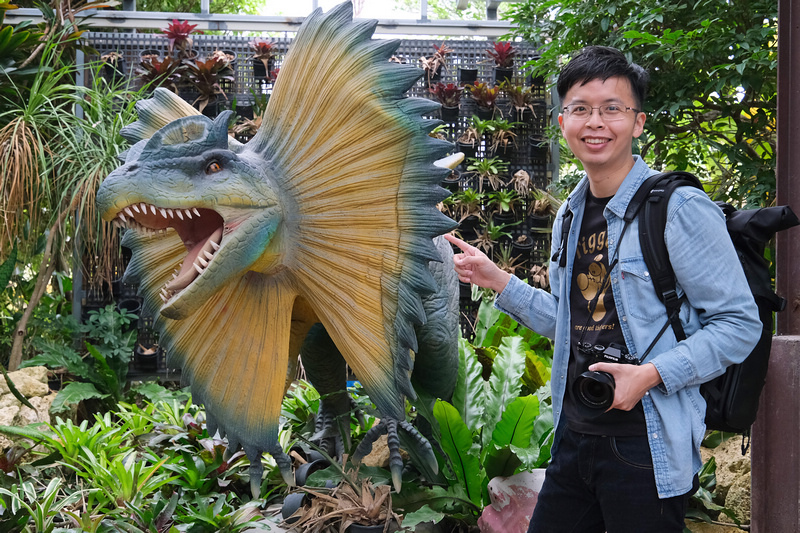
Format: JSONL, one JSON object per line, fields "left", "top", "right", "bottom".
{"left": 96, "top": 1, "right": 460, "bottom": 495}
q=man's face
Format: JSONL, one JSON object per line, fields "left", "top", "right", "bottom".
{"left": 558, "top": 76, "right": 646, "bottom": 189}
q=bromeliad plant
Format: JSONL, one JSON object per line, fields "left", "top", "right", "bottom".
{"left": 466, "top": 82, "right": 499, "bottom": 114}
{"left": 487, "top": 41, "right": 517, "bottom": 69}
{"left": 183, "top": 55, "right": 235, "bottom": 113}
{"left": 249, "top": 37, "right": 275, "bottom": 77}
{"left": 135, "top": 54, "right": 185, "bottom": 93}
{"left": 419, "top": 42, "right": 452, "bottom": 86}
{"left": 429, "top": 82, "right": 462, "bottom": 108}
{"left": 161, "top": 19, "right": 201, "bottom": 59}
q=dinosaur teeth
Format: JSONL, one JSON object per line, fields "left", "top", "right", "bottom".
{"left": 197, "top": 256, "right": 208, "bottom": 267}
{"left": 184, "top": 209, "right": 193, "bottom": 219}
{"left": 159, "top": 208, "right": 167, "bottom": 218}
{"left": 124, "top": 207, "right": 134, "bottom": 218}
{"left": 118, "top": 213, "right": 127, "bottom": 223}
{"left": 210, "top": 241, "right": 220, "bottom": 251}
{"left": 192, "top": 208, "right": 200, "bottom": 216}
{"left": 140, "top": 202, "right": 147, "bottom": 213}
{"left": 204, "top": 250, "right": 214, "bottom": 260}
{"left": 192, "top": 263, "right": 204, "bottom": 275}
{"left": 176, "top": 210, "right": 184, "bottom": 221}
{"left": 132, "top": 204, "right": 140, "bottom": 213}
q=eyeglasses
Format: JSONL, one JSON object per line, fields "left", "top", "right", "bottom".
{"left": 562, "top": 104, "right": 640, "bottom": 122}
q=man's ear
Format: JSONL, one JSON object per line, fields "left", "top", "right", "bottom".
{"left": 558, "top": 113, "right": 565, "bottom": 134}
{"left": 633, "top": 111, "right": 646, "bottom": 138}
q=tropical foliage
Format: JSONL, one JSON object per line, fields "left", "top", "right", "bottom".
{"left": 504, "top": 0, "right": 778, "bottom": 207}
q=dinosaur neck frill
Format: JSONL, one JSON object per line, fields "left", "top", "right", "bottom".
{"left": 247, "top": 2, "right": 455, "bottom": 418}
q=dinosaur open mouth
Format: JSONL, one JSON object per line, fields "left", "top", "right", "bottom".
{"left": 114, "top": 202, "right": 225, "bottom": 302}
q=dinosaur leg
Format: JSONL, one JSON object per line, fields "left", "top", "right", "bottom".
{"left": 300, "top": 322, "right": 356, "bottom": 457}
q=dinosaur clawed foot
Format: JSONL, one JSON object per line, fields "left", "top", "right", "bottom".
{"left": 351, "top": 418, "right": 437, "bottom": 492}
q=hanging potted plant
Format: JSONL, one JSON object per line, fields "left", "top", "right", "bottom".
{"left": 487, "top": 41, "right": 517, "bottom": 86}
{"left": 429, "top": 81, "right": 462, "bottom": 122}
{"left": 211, "top": 49, "right": 237, "bottom": 96}
{"left": 249, "top": 37, "right": 275, "bottom": 82}
{"left": 494, "top": 243, "right": 527, "bottom": 279}
{"left": 419, "top": 42, "right": 452, "bottom": 87}
{"left": 456, "top": 116, "right": 495, "bottom": 160}
{"left": 487, "top": 118, "right": 521, "bottom": 160}
{"left": 161, "top": 19, "right": 202, "bottom": 60}
{"left": 465, "top": 81, "right": 499, "bottom": 119}
{"left": 472, "top": 219, "right": 515, "bottom": 256}
{"left": 183, "top": 54, "right": 235, "bottom": 115}
{"left": 530, "top": 134, "right": 549, "bottom": 161}
{"left": 527, "top": 188, "right": 557, "bottom": 229}
{"left": 487, "top": 189, "right": 521, "bottom": 227}
{"left": 501, "top": 80, "right": 546, "bottom": 123}
{"left": 134, "top": 54, "right": 185, "bottom": 93}
{"left": 508, "top": 169, "right": 532, "bottom": 200}
{"left": 100, "top": 51, "right": 126, "bottom": 84}
{"left": 466, "top": 156, "right": 509, "bottom": 193}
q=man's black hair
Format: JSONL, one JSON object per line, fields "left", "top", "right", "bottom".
{"left": 557, "top": 46, "right": 649, "bottom": 110}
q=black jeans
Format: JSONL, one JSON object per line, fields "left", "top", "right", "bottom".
{"left": 527, "top": 427, "right": 691, "bottom": 533}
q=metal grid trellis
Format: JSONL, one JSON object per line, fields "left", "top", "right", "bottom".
{"left": 84, "top": 31, "right": 555, "bottom": 345}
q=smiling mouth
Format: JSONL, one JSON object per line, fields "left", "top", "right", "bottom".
{"left": 113, "top": 202, "right": 225, "bottom": 303}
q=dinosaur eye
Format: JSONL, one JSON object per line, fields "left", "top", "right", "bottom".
{"left": 206, "top": 161, "right": 222, "bottom": 174}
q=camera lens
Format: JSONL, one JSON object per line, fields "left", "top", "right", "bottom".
{"left": 573, "top": 370, "right": 615, "bottom": 415}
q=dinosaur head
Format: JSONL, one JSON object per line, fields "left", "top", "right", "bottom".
{"left": 97, "top": 111, "right": 284, "bottom": 320}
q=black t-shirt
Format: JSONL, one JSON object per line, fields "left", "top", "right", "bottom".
{"left": 563, "top": 191, "right": 647, "bottom": 436}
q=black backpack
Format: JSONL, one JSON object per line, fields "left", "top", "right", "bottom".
{"left": 555, "top": 172, "right": 799, "bottom": 438}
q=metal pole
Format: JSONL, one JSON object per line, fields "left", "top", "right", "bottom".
{"left": 751, "top": 0, "right": 800, "bottom": 530}
{"left": 71, "top": 49, "right": 85, "bottom": 334}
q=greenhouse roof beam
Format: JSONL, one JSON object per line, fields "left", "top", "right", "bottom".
{"left": 4, "top": 8, "right": 514, "bottom": 37}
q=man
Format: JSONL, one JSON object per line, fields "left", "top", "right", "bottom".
{"left": 445, "top": 46, "right": 760, "bottom": 532}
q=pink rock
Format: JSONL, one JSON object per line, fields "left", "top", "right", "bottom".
{"left": 478, "top": 470, "right": 546, "bottom": 533}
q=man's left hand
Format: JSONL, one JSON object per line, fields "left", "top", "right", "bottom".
{"left": 588, "top": 362, "right": 663, "bottom": 411}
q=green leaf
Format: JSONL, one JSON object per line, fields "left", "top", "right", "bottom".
{"left": 491, "top": 395, "right": 539, "bottom": 448}
{"left": 433, "top": 400, "right": 483, "bottom": 506}
{"left": 483, "top": 443, "right": 522, "bottom": 479}
{"left": 484, "top": 336, "right": 526, "bottom": 440}
{"left": 85, "top": 342, "right": 120, "bottom": 399}
{"left": 51, "top": 382, "right": 108, "bottom": 412}
{"left": 452, "top": 338, "right": 487, "bottom": 431}
{"left": 398, "top": 504, "right": 445, "bottom": 529}
{"left": 0, "top": 366, "right": 37, "bottom": 413}
{"left": 0, "top": 245, "right": 16, "bottom": 291}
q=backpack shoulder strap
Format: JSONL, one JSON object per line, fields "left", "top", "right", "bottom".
{"left": 625, "top": 171, "right": 704, "bottom": 344}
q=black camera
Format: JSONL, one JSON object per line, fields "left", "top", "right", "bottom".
{"left": 572, "top": 342, "right": 639, "bottom": 416}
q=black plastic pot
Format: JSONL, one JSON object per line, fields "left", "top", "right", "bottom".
{"left": 475, "top": 106, "right": 494, "bottom": 120}
{"left": 295, "top": 457, "right": 331, "bottom": 486}
{"left": 458, "top": 66, "right": 478, "bottom": 86}
{"left": 494, "top": 66, "right": 514, "bottom": 86}
{"left": 252, "top": 57, "right": 274, "bottom": 80}
{"left": 456, "top": 140, "right": 478, "bottom": 160}
{"left": 134, "top": 344, "right": 161, "bottom": 372}
{"left": 347, "top": 521, "right": 399, "bottom": 533}
{"left": 441, "top": 169, "right": 461, "bottom": 193}
{"left": 529, "top": 136, "right": 549, "bottom": 161}
{"left": 440, "top": 105, "right": 459, "bottom": 123}
{"left": 281, "top": 492, "right": 308, "bottom": 524}
{"left": 116, "top": 298, "right": 142, "bottom": 332}
{"left": 102, "top": 56, "right": 127, "bottom": 83}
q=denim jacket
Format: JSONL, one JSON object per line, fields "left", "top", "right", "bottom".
{"left": 495, "top": 156, "right": 761, "bottom": 498}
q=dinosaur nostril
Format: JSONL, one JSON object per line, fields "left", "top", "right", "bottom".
{"left": 127, "top": 163, "right": 140, "bottom": 172}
